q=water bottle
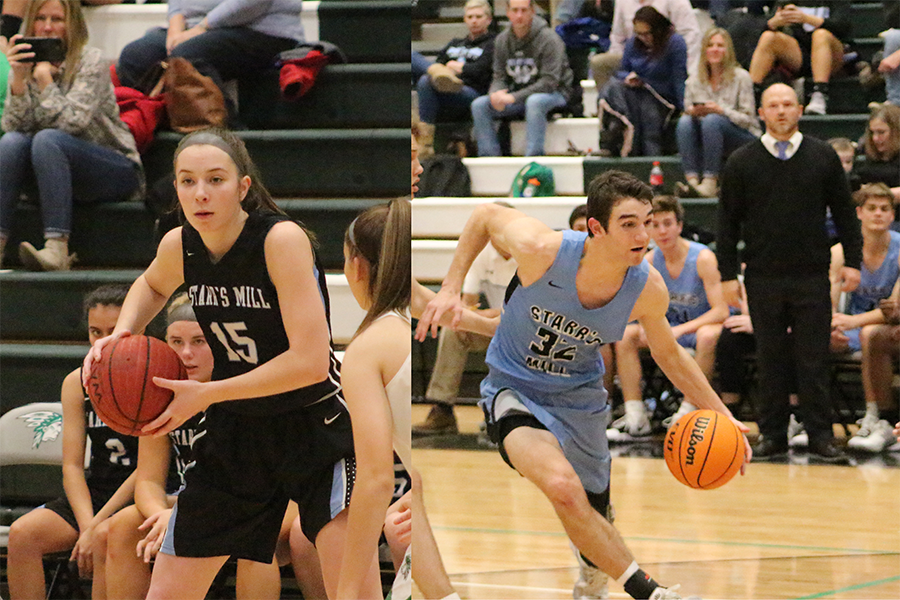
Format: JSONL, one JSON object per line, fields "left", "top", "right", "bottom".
{"left": 649, "top": 161, "right": 664, "bottom": 193}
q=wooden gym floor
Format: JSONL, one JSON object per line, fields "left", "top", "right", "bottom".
{"left": 412, "top": 405, "right": 900, "bottom": 600}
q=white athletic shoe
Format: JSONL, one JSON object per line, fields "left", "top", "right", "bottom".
{"left": 649, "top": 585, "right": 702, "bottom": 600}
{"left": 788, "top": 414, "right": 808, "bottom": 448}
{"left": 571, "top": 548, "right": 608, "bottom": 600}
{"left": 805, "top": 91, "right": 827, "bottom": 115}
{"left": 847, "top": 418, "right": 895, "bottom": 453}
{"left": 606, "top": 412, "right": 652, "bottom": 443}
{"left": 662, "top": 401, "right": 696, "bottom": 430}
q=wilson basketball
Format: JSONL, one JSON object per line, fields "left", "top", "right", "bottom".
{"left": 664, "top": 410, "right": 744, "bottom": 490}
{"left": 87, "top": 335, "right": 186, "bottom": 436}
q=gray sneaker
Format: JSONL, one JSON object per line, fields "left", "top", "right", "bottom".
{"left": 788, "top": 414, "right": 808, "bottom": 448}
{"left": 806, "top": 91, "right": 827, "bottom": 115}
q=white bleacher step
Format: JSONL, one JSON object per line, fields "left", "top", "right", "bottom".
{"left": 510, "top": 117, "right": 599, "bottom": 156}
{"left": 420, "top": 21, "right": 468, "bottom": 42}
{"left": 412, "top": 197, "right": 586, "bottom": 238}
{"left": 462, "top": 156, "right": 585, "bottom": 196}
{"left": 83, "top": 2, "right": 320, "bottom": 62}
{"left": 412, "top": 240, "right": 458, "bottom": 282}
{"left": 324, "top": 273, "right": 366, "bottom": 346}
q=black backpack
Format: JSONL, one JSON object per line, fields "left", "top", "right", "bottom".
{"left": 418, "top": 156, "right": 472, "bottom": 197}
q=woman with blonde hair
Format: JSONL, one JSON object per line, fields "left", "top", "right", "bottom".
{"left": 676, "top": 27, "right": 759, "bottom": 198}
{"left": 853, "top": 104, "right": 900, "bottom": 215}
{"left": 1, "top": 0, "right": 143, "bottom": 270}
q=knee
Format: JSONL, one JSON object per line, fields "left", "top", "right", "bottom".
{"left": 542, "top": 470, "right": 588, "bottom": 513}
{"left": 471, "top": 95, "right": 491, "bottom": 116}
{"left": 866, "top": 325, "right": 896, "bottom": 353}
{"left": 755, "top": 30, "right": 778, "bottom": 50}
{"left": 416, "top": 74, "right": 433, "bottom": 94}
{"left": 8, "top": 516, "right": 42, "bottom": 555}
{"left": 524, "top": 94, "right": 548, "bottom": 116}
{"left": 30, "top": 128, "right": 65, "bottom": 153}
{"left": 811, "top": 27, "right": 836, "bottom": 45}
{"left": 93, "top": 521, "right": 109, "bottom": 555}
{"left": 0, "top": 131, "right": 31, "bottom": 156}
{"left": 676, "top": 114, "right": 693, "bottom": 134}
{"left": 700, "top": 113, "right": 728, "bottom": 130}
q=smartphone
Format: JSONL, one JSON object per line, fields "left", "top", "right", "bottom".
{"left": 19, "top": 37, "right": 65, "bottom": 63}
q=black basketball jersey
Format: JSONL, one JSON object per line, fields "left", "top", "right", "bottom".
{"left": 182, "top": 211, "right": 342, "bottom": 415}
{"left": 83, "top": 391, "right": 139, "bottom": 489}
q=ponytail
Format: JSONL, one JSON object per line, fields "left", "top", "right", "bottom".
{"left": 347, "top": 199, "right": 411, "bottom": 337}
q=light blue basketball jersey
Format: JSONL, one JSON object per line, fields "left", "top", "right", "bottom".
{"left": 652, "top": 240, "right": 711, "bottom": 327}
{"left": 844, "top": 230, "right": 900, "bottom": 351}
{"left": 484, "top": 230, "right": 650, "bottom": 406}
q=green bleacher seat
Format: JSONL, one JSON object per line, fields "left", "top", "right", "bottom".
{"left": 142, "top": 130, "right": 410, "bottom": 198}
{"left": 0, "top": 344, "right": 89, "bottom": 415}
{"left": 583, "top": 156, "right": 684, "bottom": 195}
{"left": 239, "top": 64, "right": 411, "bottom": 130}
{"left": 318, "top": 0, "right": 411, "bottom": 63}
{"left": 4, "top": 199, "right": 381, "bottom": 270}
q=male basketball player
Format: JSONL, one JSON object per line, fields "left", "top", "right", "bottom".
{"left": 416, "top": 170, "right": 750, "bottom": 600}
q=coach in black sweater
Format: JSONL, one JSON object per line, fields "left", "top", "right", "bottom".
{"left": 717, "top": 83, "right": 862, "bottom": 462}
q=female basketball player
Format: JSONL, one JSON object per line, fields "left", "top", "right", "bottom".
{"left": 97, "top": 294, "right": 326, "bottom": 600}
{"left": 82, "top": 128, "right": 366, "bottom": 600}
{"left": 8, "top": 284, "right": 138, "bottom": 600}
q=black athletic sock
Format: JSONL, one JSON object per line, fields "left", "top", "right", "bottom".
{"left": 1, "top": 15, "right": 23, "bottom": 40}
{"left": 812, "top": 82, "right": 830, "bottom": 97}
{"left": 624, "top": 569, "right": 661, "bottom": 600}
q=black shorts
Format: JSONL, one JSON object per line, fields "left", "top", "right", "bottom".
{"left": 42, "top": 484, "right": 129, "bottom": 531}
{"left": 482, "top": 392, "right": 549, "bottom": 471}
{"left": 161, "top": 395, "right": 355, "bottom": 563}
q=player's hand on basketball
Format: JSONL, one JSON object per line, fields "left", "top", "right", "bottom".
{"left": 82, "top": 330, "right": 131, "bottom": 388}
{"left": 70, "top": 526, "right": 95, "bottom": 577}
{"left": 137, "top": 509, "right": 171, "bottom": 562}
{"left": 415, "top": 286, "right": 464, "bottom": 341}
{"left": 726, "top": 414, "right": 752, "bottom": 473}
{"left": 143, "top": 378, "right": 210, "bottom": 436}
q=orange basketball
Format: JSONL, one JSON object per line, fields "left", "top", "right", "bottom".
{"left": 664, "top": 410, "right": 744, "bottom": 490}
{"left": 87, "top": 335, "right": 186, "bottom": 436}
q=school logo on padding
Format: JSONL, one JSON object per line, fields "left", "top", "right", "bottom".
{"left": 19, "top": 411, "right": 62, "bottom": 449}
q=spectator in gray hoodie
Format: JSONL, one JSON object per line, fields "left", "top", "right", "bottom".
{"left": 470, "top": 0, "right": 573, "bottom": 156}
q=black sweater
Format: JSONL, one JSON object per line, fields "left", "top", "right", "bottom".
{"left": 717, "top": 136, "right": 863, "bottom": 280}
{"left": 436, "top": 32, "right": 496, "bottom": 95}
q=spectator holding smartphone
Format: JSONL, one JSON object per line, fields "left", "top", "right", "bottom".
{"left": 0, "top": 0, "right": 143, "bottom": 271}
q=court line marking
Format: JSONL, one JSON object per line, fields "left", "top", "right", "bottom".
{"left": 450, "top": 581, "right": 632, "bottom": 598}
{"left": 432, "top": 525, "right": 896, "bottom": 555}
{"left": 794, "top": 575, "right": 900, "bottom": 599}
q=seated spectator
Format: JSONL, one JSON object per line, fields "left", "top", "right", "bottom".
{"left": 747, "top": 0, "right": 852, "bottom": 115}
{"left": 829, "top": 136, "right": 856, "bottom": 175}
{"left": 676, "top": 27, "right": 760, "bottom": 198}
{"left": 866, "top": 296, "right": 900, "bottom": 451}
{"left": 415, "top": 0, "right": 496, "bottom": 158}
{"left": 0, "top": 0, "right": 143, "bottom": 271}
{"left": 115, "top": 0, "right": 303, "bottom": 126}
{"left": 609, "top": 196, "right": 728, "bottom": 441}
{"left": 598, "top": 6, "right": 687, "bottom": 157}
{"left": 829, "top": 184, "right": 900, "bottom": 452}
{"left": 875, "top": 0, "right": 899, "bottom": 109}
{"left": 853, "top": 104, "right": 900, "bottom": 218}
{"left": 413, "top": 228, "right": 518, "bottom": 436}
{"left": 588, "top": 0, "right": 699, "bottom": 95}
{"left": 470, "top": 0, "right": 572, "bottom": 157}
{"left": 568, "top": 203, "right": 588, "bottom": 232}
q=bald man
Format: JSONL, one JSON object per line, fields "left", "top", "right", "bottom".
{"left": 716, "top": 83, "right": 862, "bottom": 463}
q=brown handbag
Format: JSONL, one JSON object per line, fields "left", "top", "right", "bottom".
{"left": 163, "top": 57, "right": 227, "bottom": 132}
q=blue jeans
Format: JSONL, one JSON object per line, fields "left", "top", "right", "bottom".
{"left": 416, "top": 74, "right": 479, "bottom": 123}
{"left": 676, "top": 113, "right": 757, "bottom": 178}
{"left": 412, "top": 51, "right": 432, "bottom": 82}
{"left": 471, "top": 92, "right": 567, "bottom": 156}
{"left": 884, "top": 29, "right": 900, "bottom": 106}
{"left": 0, "top": 130, "right": 141, "bottom": 237}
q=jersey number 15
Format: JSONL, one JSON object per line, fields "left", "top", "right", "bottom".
{"left": 209, "top": 321, "right": 259, "bottom": 364}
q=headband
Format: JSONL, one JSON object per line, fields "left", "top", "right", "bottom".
{"left": 174, "top": 131, "right": 241, "bottom": 167}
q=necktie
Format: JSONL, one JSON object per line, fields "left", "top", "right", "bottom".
{"left": 775, "top": 140, "right": 789, "bottom": 160}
